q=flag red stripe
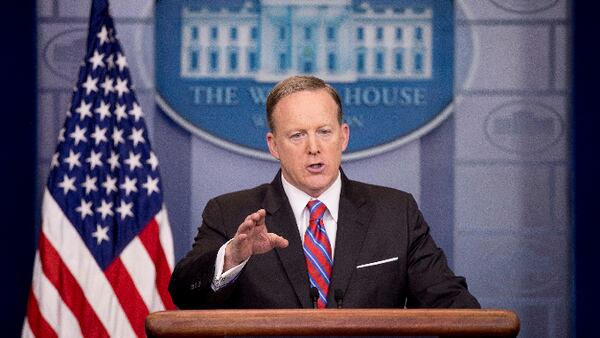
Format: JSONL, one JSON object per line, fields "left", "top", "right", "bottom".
{"left": 104, "top": 257, "right": 149, "bottom": 338}
{"left": 138, "top": 218, "right": 176, "bottom": 309}
{"left": 26, "top": 287, "right": 58, "bottom": 338}
{"left": 39, "top": 234, "right": 109, "bottom": 338}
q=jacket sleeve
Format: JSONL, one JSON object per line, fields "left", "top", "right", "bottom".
{"left": 168, "top": 198, "right": 240, "bottom": 309}
{"left": 404, "top": 194, "right": 480, "bottom": 308}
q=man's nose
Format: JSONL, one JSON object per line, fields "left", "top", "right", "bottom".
{"left": 307, "top": 134, "right": 320, "bottom": 155}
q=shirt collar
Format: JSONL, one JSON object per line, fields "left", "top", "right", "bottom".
{"left": 281, "top": 171, "right": 341, "bottom": 222}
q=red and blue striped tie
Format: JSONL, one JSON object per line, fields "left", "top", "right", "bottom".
{"left": 304, "top": 199, "right": 333, "bottom": 308}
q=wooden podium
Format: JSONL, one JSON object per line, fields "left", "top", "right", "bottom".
{"left": 145, "top": 309, "right": 519, "bottom": 337}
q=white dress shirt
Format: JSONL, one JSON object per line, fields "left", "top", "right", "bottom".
{"left": 211, "top": 172, "right": 342, "bottom": 291}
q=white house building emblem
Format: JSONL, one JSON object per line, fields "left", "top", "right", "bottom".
{"left": 156, "top": 0, "right": 454, "bottom": 160}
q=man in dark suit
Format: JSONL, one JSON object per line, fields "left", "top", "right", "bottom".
{"left": 169, "top": 76, "right": 480, "bottom": 309}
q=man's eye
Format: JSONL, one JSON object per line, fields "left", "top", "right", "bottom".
{"left": 290, "top": 133, "right": 303, "bottom": 140}
{"left": 318, "top": 129, "right": 332, "bottom": 135}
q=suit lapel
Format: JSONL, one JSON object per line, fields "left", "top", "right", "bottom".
{"left": 263, "top": 173, "right": 312, "bottom": 308}
{"left": 328, "top": 175, "right": 371, "bottom": 307}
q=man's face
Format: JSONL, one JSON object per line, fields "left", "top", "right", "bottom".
{"left": 267, "top": 89, "right": 349, "bottom": 197}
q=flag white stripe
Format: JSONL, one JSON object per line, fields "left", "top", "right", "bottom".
{"left": 42, "top": 190, "right": 136, "bottom": 337}
{"left": 31, "top": 252, "right": 82, "bottom": 337}
{"left": 37, "top": 274, "right": 82, "bottom": 338}
{"left": 21, "top": 321, "right": 34, "bottom": 338}
{"left": 156, "top": 207, "right": 175, "bottom": 270}
{"left": 120, "top": 237, "right": 165, "bottom": 312}
{"left": 149, "top": 285, "right": 166, "bottom": 312}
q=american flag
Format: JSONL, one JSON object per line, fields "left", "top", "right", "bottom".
{"left": 23, "top": 0, "right": 175, "bottom": 336}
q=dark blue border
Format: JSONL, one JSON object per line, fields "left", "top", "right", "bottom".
{"left": 573, "top": 2, "right": 599, "bottom": 337}
{"left": 0, "top": 1, "right": 37, "bottom": 335}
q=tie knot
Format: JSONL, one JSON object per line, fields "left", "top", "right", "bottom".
{"left": 307, "top": 199, "right": 327, "bottom": 222}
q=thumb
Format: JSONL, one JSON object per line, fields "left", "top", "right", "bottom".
{"left": 268, "top": 233, "right": 289, "bottom": 248}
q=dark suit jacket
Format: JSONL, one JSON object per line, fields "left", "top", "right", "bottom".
{"left": 169, "top": 171, "right": 480, "bottom": 309}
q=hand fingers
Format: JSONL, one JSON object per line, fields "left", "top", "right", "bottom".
{"left": 236, "top": 219, "right": 254, "bottom": 235}
{"left": 237, "top": 209, "right": 267, "bottom": 236}
{"left": 249, "top": 209, "right": 266, "bottom": 225}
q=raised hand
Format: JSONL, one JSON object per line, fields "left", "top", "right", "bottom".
{"left": 224, "top": 209, "right": 288, "bottom": 271}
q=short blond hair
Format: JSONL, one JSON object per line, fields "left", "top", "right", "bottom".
{"left": 266, "top": 76, "right": 343, "bottom": 131}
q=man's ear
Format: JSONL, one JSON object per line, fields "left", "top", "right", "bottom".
{"left": 340, "top": 123, "right": 350, "bottom": 152}
{"left": 266, "top": 132, "right": 280, "bottom": 160}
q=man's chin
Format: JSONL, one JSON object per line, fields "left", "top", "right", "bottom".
{"left": 303, "top": 179, "right": 335, "bottom": 197}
